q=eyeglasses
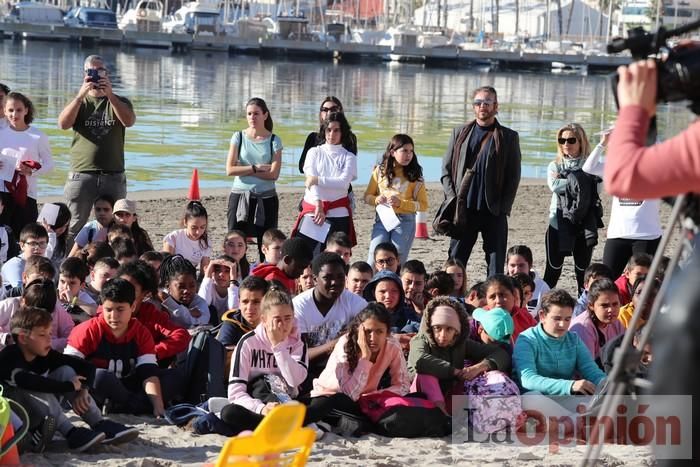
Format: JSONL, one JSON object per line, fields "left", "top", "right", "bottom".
{"left": 558, "top": 137, "right": 578, "bottom": 145}
{"left": 376, "top": 257, "right": 397, "bottom": 266}
{"left": 320, "top": 106, "right": 340, "bottom": 113}
{"left": 473, "top": 99, "right": 495, "bottom": 107}
{"left": 84, "top": 67, "right": 107, "bottom": 73}
{"left": 24, "top": 240, "right": 48, "bottom": 249}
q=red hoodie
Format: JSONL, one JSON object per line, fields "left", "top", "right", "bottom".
{"left": 251, "top": 263, "right": 296, "bottom": 295}
{"left": 98, "top": 302, "right": 191, "bottom": 362}
{"left": 510, "top": 306, "right": 537, "bottom": 343}
{"left": 614, "top": 275, "right": 632, "bottom": 306}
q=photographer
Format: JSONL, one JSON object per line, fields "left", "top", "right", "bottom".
{"left": 58, "top": 55, "right": 136, "bottom": 243}
{"left": 605, "top": 53, "right": 700, "bottom": 199}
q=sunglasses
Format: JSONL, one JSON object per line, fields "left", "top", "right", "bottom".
{"left": 320, "top": 106, "right": 340, "bottom": 113}
{"left": 472, "top": 99, "right": 495, "bottom": 107}
{"left": 558, "top": 137, "right": 578, "bottom": 145}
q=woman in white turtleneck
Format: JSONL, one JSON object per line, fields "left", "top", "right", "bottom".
{"left": 292, "top": 112, "right": 357, "bottom": 251}
{"left": 543, "top": 123, "right": 602, "bottom": 291}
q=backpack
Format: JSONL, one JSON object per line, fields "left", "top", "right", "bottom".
{"left": 179, "top": 328, "right": 227, "bottom": 403}
{"left": 358, "top": 390, "right": 452, "bottom": 438}
{"left": 463, "top": 367, "right": 526, "bottom": 434}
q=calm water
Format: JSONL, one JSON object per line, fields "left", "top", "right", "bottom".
{"left": 0, "top": 40, "right": 694, "bottom": 196}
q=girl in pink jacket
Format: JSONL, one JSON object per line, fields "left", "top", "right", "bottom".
{"left": 220, "top": 287, "right": 309, "bottom": 434}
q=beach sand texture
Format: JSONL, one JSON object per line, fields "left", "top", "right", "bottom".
{"left": 25, "top": 181, "right": 669, "bottom": 466}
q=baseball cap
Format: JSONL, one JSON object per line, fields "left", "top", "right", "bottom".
{"left": 113, "top": 199, "right": 136, "bottom": 215}
{"left": 472, "top": 307, "right": 514, "bottom": 344}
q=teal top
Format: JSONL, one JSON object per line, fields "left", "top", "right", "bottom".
{"left": 230, "top": 131, "right": 283, "bottom": 194}
{"left": 513, "top": 323, "right": 605, "bottom": 395}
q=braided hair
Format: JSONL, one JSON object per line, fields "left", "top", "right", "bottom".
{"left": 159, "top": 254, "right": 197, "bottom": 289}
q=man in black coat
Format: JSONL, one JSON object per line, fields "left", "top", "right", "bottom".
{"left": 440, "top": 86, "right": 522, "bottom": 277}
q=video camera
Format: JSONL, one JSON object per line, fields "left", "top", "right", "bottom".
{"left": 607, "top": 19, "right": 700, "bottom": 114}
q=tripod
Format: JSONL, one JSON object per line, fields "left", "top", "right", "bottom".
{"left": 580, "top": 193, "right": 700, "bottom": 466}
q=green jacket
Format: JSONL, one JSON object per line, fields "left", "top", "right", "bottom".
{"left": 407, "top": 302, "right": 511, "bottom": 388}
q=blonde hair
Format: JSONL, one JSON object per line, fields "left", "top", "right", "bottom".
{"left": 555, "top": 123, "right": 591, "bottom": 165}
{"left": 261, "top": 286, "right": 293, "bottom": 315}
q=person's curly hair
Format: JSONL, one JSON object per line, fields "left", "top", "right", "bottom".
{"left": 344, "top": 303, "right": 392, "bottom": 373}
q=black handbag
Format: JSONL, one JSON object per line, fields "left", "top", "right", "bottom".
{"left": 432, "top": 195, "right": 457, "bottom": 236}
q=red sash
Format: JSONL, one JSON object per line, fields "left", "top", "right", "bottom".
{"left": 291, "top": 198, "right": 357, "bottom": 246}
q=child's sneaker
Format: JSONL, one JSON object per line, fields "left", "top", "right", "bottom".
{"left": 18, "top": 415, "right": 56, "bottom": 453}
{"left": 66, "top": 427, "right": 105, "bottom": 452}
{"left": 93, "top": 419, "right": 140, "bottom": 445}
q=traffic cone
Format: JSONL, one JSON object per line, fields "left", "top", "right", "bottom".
{"left": 0, "top": 417, "right": 21, "bottom": 465}
{"left": 188, "top": 169, "right": 200, "bottom": 201}
{"left": 415, "top": 211, "right": 429, "bottom": 239}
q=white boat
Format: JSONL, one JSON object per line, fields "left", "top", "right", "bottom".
{"left": 162, "top": 0, "right": 221, "bottom": 35}
{"left": 551, "top": 61, "right": 588, "bottom": 75}
{"left": 3, "top": 2, "right": 67, "bottom": 39}
{"left": 118, "top": 0, "right": 163, "bottom": 32}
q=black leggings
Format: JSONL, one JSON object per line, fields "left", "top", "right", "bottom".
{"left": 603, "top": 237, "right": 661, "bottom": 279}
{"left": 543, "top": 225, "right": 594, "bottom": 292}
{"left": 294, "top": 215, "right": 350, "bottom": 256}
{"left": 227, "top": 193, "right": 279, "bottom": 263}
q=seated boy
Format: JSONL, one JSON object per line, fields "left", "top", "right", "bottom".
{"left": 614, "top": 253, "right": 652, "bottom": 306}
{"left": 466, "top": 281, "right": 487, "bottom": 309}
{"left": 512, "top": 272, "right": 536, "bottom": 317}
{"left": 0, "top": 278, "right": 74, "bottom": 351}
{"left": 618, "top": 275, "right": 661, "bottom": 330}
{"left": 69, "top": 195, "right": 115, "bottom": 257}
{"left": 217, "top": 275, "right": 268, "bottom": 349}
{"left": 0, "top": 306, "right": 138, "bottom": 452}
{"left": 111, "top": 237, "right": 138, "bottom": 265}
{"left": 2, "top": 223, "right": 49, "bottom": 289}
{"left": 345, "top": 261, "right": 372, "bottom": 296}
{"left": 85, "top": 257, "right": 120, "bottom": 304}
{"left": 401, "top": 260, "right": 427, "bottom": 315}
{"left": 425, "top": 271, "right": 455, "bottom": 299}
{"left": 251, "top": 238, "right": 313, "bottom": 295}
{"left": 574, "top": 263, "right": 614, "bottom": 316}
{"left": 6, "top": 255, "right": 55, "bottom": 298}
{"left": 363, "top": 269, "right": 420, "bottom": 343}
{"left": 58, "top": 257, "right": 98, "bottom": 323}
{"left": 325, "top": 231, "right": 353, "bottom": 264}
{"left": 64, "top": 278, "right": 167, "bottom": 417}
{"left": 260, "top": 228, "right": 286, "bottom": 265}
{"left": 372, "top": 242, "right": 400, "bottom": 274}
{"left": 294, "top": 252, "right": 367, "bottom": 382}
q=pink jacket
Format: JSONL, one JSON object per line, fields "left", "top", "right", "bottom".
{"left": 311, "top": 334, "right": 411, "bottom": 401}
{"left": 606, "top": 105, "right": 700, "bottom": 199}
{"left": 227, "top": 324, "right": 308, "bottom": 413}
{"left": 0, "top": 297, "right": 74, "bottom": 351}
{"left": 569, "top": 311, "right": 625, "bottom": 360}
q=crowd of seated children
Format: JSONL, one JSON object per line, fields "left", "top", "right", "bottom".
{"left": 84, "top": 257, "right": 119, "bottom": 304}
{"left": 157, "top": 254, "right": 210, "bottom": 329}
{"left": 408, "top": 297, "right": 510, "bottom": 415}
{"left": 401, "top": 260, "right": 427, "bottom": 316}
{"left": 2, "top": 223, "right": 50, "bottom": 288}
{"left": 58, "top": 257, "right": 97, "bottom": 323}
{"left": 614, "top": 253, "right": 651, "bottom": 306}
{"left": 198, "top": 255, "right": 239, "bottom": 325}
{"left": 69, "top": 196, "right": 114, "bottom": 257}
{"left": 346, "top": 261, "right": 372, "bottom": 296}
{"left": 118, "top": 260, "right": 191, "bottom": 367}
{"left": 162, "top": 201, "right": 212, "bottom": 273}
{"left": 251, "top": 237, "right": 313, "bottom": 296}
{"left": 618, "top": 275, "right": 661, "bottom": 330}
{"left": 574, "top": 263, "right": 614, "bottom": 316}
{"left": 294, "top": 252, "right": 366, "bottom": 387}
{"left": 569, "top": 278, "right": 624, "bottom": 367}
{"left": 0, "top": 278, "right": 73, "bottom": 351}
{"left": 0, "top": 306, "right": 139, "bottom": 453}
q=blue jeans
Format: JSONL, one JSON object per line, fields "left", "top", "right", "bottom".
{"left": 367, "top": 213, "right": 416, "bottom": 266}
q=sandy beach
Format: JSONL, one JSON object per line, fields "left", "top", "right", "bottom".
{"left": 24, "top": 180, "right": 668, "bottom": 466}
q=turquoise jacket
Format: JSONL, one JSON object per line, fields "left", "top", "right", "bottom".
{"left": 513, "top": 323, "right": 605, "bottom": 395}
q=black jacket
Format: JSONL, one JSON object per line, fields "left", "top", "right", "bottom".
{"left": 440, "top": 119, "right": 521, "bottom": 217}
{"left": 555, "top": 170, "right": 603, "bottom": 251}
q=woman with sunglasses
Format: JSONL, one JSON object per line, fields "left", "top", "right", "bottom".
{"left": 298, "top": 97, "right": 357, "bottom": 174}
{"left": 544, "top": 123, "right": 604, "bottom": 291}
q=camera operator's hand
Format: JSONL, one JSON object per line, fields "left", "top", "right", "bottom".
{"left": 616, "top": 59, "right": 657, "bottom": 117}
{"left": 78, "top": 76, "right": 93, "bottom": 99}
{"left": 98, "top": 75, "right": 114, "bottom": 97}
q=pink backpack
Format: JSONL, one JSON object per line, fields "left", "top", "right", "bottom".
{"left": 463, "top": 365, "right": 526, "bottom": 433}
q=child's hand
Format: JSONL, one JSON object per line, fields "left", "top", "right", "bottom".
{"left": 72, "top": 388, "right": 91, "bottom": 415}
{"left": 312, "top": 203, "right": 326, "bottom": 225}
{"left": 223, "top": 260, "right": 238, "bottom": 279}
{"left": 375, "top": 195, "right": 387, "bottom": 205}
{"left": 204, "top": 261, "right": 216, "bottom": 278}
{"left": 59, "top": 288, "right": 72, "bottom": 304}
{"left": 572, "top": 379, "right": 596, "bottom": 395}
{"left": 71, "top": 375, "right": 86, "bottom": 392}
{"left": 189, "top": 307, "right": 202, "bottom": 318}
{"left": 460, "top": 363, "right": 488, "bottom": 381}
{"left": 389, "top": 195, "right": 401, "bottom": 207}
{"left": 262, "top": 402, "right": 279, "bottom": 415}
{"left": 157, "top": 290, "right": 170, "bottom": 303}
{"left": 357, "top": 325, "right": 372, "bottom": 360}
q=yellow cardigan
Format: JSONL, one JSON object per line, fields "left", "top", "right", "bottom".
{"left": 363, "top": 165, "right": 429, "bottom": 214}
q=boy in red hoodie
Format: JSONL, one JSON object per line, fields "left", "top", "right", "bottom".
{"left": 251, "top": 238, "right": 313, "bottom": 295}
{"left": 614, "top": 253, "right": 651, "bottom": 306}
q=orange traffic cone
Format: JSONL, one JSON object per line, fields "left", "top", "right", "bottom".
{"left": 415, "top": 211, "right": 429, "bottom": 239}
{"left": 0, "top": 418, "right": 21, "bottom": 465}
{"left": 188, "top": 169, "right": 201, "bottom": 201}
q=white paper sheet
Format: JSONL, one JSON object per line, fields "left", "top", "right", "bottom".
{"left": 376, "top": 203, "right": 401, "bottom": 231}
{"left": 37, "top": 203, "right": 60, "bottom": 225}
{"left": 0, "top": 152, "right": 18, "bottom": 182}
{"left": 298, "top": 215, "right": 332, "bottom": 243}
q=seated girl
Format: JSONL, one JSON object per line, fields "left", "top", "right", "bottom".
{"left": 513, "top": 289, "right": 606, "bottom": 403}
{"left": 197, "top": 254, "right": 239, "bottom": 325}
{"left": 221, "top": 287, "right": 308, "bottom": 434}
{"left": 407, "top": 297, "right": 510, "bottom": 414}
{"left": 222, "top": 230, "right": 251, "bottom": 282}
{"left": 482, "top": 274, "right": 536, "bottom": 343}
{"left": 157, "top": 255, "right": 210, "bottom": 329}
{"left": 569, "top": 278, "right": 624, "bottom": 365}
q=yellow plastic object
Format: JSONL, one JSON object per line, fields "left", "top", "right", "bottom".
{"left": 214, "top": 403, "right": 315, "bottom": 467}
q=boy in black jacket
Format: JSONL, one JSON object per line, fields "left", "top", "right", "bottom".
{"left": 0, "top": 306, "right": 138, "bottom": 452}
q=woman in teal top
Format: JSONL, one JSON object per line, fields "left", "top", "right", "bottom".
{"left": 225, "top": 97, "right": 283, "bottom": 262}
